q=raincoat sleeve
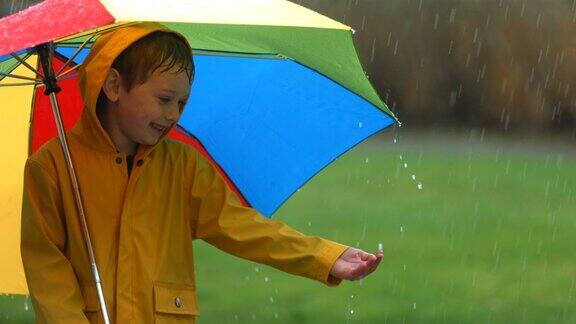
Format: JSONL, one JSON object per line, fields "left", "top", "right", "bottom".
{"left": 190, "top": 151, "right": 349, "bottom": 286}
{"left": 21, "top": 158, "right": 90, "bottom": 323}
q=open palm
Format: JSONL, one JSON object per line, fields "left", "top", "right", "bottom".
{"left": 330, "top": 248, "right": 383, "bottom": 281}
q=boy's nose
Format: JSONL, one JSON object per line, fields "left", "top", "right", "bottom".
{"left": 165, "top": 103, "right": 180, "bottom": 122}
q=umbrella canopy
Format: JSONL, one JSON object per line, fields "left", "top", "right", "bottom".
{"left": 0, "top": 0, "right": 396, "bottom": 295}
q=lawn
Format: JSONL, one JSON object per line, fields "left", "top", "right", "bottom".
{"left": 1, "top": 129, "right": 575, "bottom": 323}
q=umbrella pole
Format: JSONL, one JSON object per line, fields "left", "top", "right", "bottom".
{"left": 36, "top": 43, "right": 111, "bottom": 324}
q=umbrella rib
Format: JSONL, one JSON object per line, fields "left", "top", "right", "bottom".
{"left": 10, "top": 52, "right": 44, "bottom": 78}
{"left": 56, "top": 33, "right": 96, "bottom": 77}
{"left": 57, "top": 63, "right": 82, "bottom": 79}
{"left": 57, "top": 72, "right": 79, "bottom": 82}
{"left": 0, "top": 71, "right": 42, "bottom": 82}
{"left": 0, "top": 81, "right": 42, "bottom": 87}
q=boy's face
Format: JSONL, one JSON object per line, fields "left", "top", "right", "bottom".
{"left": 112, "top": 66, "right": 191, "bottom": 148}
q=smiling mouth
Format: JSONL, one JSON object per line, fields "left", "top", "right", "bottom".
{"left": 150, "top": 123, "right": 168, "bottom": 133}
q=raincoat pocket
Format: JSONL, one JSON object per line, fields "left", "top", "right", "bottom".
{"left": 153, "top": 281, "right": 199, "bottom": 323}
{"left": 79, "top": 281, "right": 101, "bottom": 323}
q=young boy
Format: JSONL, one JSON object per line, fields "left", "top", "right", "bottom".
{"left": 21, "top": 22, "right": 382, "bottom": 323}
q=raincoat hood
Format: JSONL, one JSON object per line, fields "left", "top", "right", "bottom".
{"left": 74, "top": 22, "right": 192, "bottom": 156}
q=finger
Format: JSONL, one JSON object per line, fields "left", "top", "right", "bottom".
{"left": 362, "top": 253, "right": 378, "bottom": 268}
{"left": 354, "top": 254, "right": 383, "bottom": 280}
{"left": 367, "top": 259, "right": 381, "bottom": 274}
{"left": 364, "top": 255, "right": 383, "bottom": 276}
{"left": 360, "top": 251, "right": 376, "bottom": 262}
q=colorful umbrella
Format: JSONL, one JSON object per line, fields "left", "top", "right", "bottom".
{"left": 0, "top": 0, "right": 397, "bottom": 317}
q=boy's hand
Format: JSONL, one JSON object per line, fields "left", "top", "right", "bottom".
{"left": 329, "top": 248, "right": 383, "bottom": 281}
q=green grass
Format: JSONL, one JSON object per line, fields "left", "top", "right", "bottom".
{"left": 2, "top": 132, "right": 575, "bottom": 323}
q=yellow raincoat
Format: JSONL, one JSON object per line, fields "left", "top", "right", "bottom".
{"left": 21, "top": 23, "right": 348, "bottom": 323}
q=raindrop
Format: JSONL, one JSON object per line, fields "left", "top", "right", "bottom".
{"left": 358, "top": 121, "right": 363, "bottom": 128}
{"left": 269, "top": 297, "right": 274, "bottom": 303}
{"left": 433, "top": 12, "right": 440, "bottom": 29}
{"left": 365, "top": 157, "right": 369, "bottom": 163}
{"left": 403, "top": 163, "right": 408, "bottom": 168}
{"left": 350, "top": 309, "right": 355, "bottom": 315}
{"left": 449, "top": 8, "right": 456, "bottom": 23}
{"left": 400, "top": 226, "right": 404, "bottom": 233}
{"left": 411, "top": 174, "right": 416, "bottom": 180}
{"left": 393, "top": 138, "right": 397, "bottom": 144}
{"left": 264, "top": 277, "right": 269, "bottom": 283}
{"left": 378, "top": 242, "right": 383, "bottom": 252}
{"left": 413, "top": 302, "right": 417, "bottom": 310}
{"left": 370, "top": 38, "right": 376, "bottom": 63}
{"left": 417, "top": 182, "right": 423, "bottom": 190}
{"left": 254, "top": 267, "right": 260, "bottom": 273}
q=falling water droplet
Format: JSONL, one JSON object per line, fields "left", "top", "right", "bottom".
{"left": 365, "top": 157, "right": 369, "bottom": 163}
{"left": 404, "top": 163, "right": 408, "bottom": 168}
{"left": 350, "top": 309, "right": 355, "bottom": 315}
{"left": 411, "top": 174, "right": 416, "bottom": 180}
{"left": 358, "top": 121, "right": 363, "bottom": 128}
{"left": 370, "top": 38, "right": 376, "bottom": 62}
{"left": 418, "top": 182, "right": 423, "bottom": 190}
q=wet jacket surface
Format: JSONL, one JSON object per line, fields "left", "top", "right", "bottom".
{"left": 21, "top": 22, "right": 348, "bottom": 323}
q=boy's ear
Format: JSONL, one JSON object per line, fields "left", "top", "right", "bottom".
{"left": 102, "top": 68, "right": 121, "bottom": 103}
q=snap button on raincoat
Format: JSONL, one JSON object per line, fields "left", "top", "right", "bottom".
{"left": 20, "top": 22, "right": 348, "bottom": 323}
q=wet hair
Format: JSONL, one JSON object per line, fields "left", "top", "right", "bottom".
{"left": 97, "top": 31, "right": 194, "bottom": 109}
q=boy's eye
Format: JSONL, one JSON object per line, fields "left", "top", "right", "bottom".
{"left": 158, "top": 97, "right": 171, "bottom": 104}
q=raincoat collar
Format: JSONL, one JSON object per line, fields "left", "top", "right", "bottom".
{"left": 72, "top": 22, "right": 192, "bottom": 158}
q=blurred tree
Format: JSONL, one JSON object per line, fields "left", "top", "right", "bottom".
{"left": 293, "top": 0, "right": 576, "bottom": 133}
